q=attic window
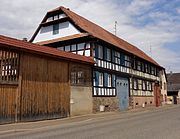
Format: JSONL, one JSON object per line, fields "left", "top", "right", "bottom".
{"left": 59, "top": 14, "right": 67, "bottom": 19}
{"left": 46, "top": 14, "right": 67, "bottom": 22}
{"left": 53, "top": 24, "right": 59, "bottom": 35}
{"left": 47, "top": 17, "right": 53, "bottom": 22}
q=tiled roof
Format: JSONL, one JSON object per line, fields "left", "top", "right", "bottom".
{"left": 167, "top": 73, "right": 180, "bottom": 91}
{"left": 36, "top": 33, "right": 89, "bottom": 45}
{"left": 167, "top": 73, "right": 180, "bottom": 84}
{"left": 45, "top": 6, "right": 161, "bottom": 67}
{"left": 0, "top": 35, "right": 94, "bottom": 64}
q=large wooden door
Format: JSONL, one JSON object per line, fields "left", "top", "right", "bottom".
{"left": 154, "top": 83, "right": 161, "bottom": 107}
{"left": 0, "top": 85, "right": 17, "bottom": 124}
{"left": 116, "top": 77, "right": 129, "bottom": 111}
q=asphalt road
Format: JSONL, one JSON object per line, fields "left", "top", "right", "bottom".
{"left": 0, "top": 106, "right": 180, "bottom": 139}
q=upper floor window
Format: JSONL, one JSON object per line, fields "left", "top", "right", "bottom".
{"left": 107, "top": 48, "right": 111, "bottom": 61}
{"left": 115, "top": 51, "right": 121, "bottom": 64}
{"left": 53, "top": 24, "right": 59, "bottom": 35}
{"left": 99, "top": 72, "right": 104, "bottom": 86}
{"left": 125, "top": 55, "right": 131, "bottom": 68}
{"left": 98, "top": 45, "right": 103, "bottom": 59}
{"left": 137, "top": 61, "right": 141, "bottom": 71}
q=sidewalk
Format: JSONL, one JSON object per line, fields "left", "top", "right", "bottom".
{"left": 0, "top": 104, "right": 178, "bottom": 135}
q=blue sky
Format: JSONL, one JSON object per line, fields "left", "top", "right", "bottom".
{"left": 0, "top": 0, "right": 180, "bottom": 72}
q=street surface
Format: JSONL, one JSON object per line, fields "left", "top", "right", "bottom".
{"left": 0, "top": 105, "right": 180, "bottom": 139}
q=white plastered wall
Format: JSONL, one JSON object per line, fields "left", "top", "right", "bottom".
{"left": 160, "top": 70, "right": 167, "bottom": 105}
{"left": 33, "top": 21, "right": 80, "bottom": 43}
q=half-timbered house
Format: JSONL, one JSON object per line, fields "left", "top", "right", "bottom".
{"left": 0, "top": 35, "right": 93, "bottom": 124}
{"left": 30, "top": 6, "right": 167, "bottom": 112}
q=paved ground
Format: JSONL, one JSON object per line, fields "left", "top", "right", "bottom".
{"left": 0, "top": 105, "right": 180, "bottom": 139}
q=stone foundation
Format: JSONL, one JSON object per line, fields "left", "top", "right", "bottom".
{"left": 132, "top": 96, "right": 155, "bottom": 108}
{"left": 93, "top": 97, "right": 119, "bottom": 112}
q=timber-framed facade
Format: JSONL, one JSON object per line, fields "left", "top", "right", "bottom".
{"left": 30, "top": 6, "right": 167, "bottom": 112}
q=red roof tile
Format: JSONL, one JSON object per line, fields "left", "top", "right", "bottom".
{"left": 36, "top": 33, "right": 89, "bottom": 45}
{"left": 44, "top": 6, "right": 161, "bottom": 67}
{"left": 0, "top": 35, "right": 94, "bottom": 65}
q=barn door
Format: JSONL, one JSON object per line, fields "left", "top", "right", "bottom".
{"left": 0, "top": 85, "right": 18, "bottom": 124}
{"left": 116, "top": 77, "right": 129, "bottom": 111}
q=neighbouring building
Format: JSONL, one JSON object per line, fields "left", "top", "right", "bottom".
{"left": 167, "top": 72, "right": 180, "bottom": 104}
{"left": 30, "top": 6, "right": 167, "bottom": 112}
{"left": 160, "top": 70, "right": 168, "bottom": 105}
{"left": 0, "top": 35, "right": 93, "bottom": 124}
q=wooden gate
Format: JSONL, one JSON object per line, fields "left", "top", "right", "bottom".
{"left": 0, "top": 85, "right": 17, "bottom": 124}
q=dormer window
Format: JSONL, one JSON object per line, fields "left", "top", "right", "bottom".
{"left": 53, "top": 24, "right": 59, "bottom": 35}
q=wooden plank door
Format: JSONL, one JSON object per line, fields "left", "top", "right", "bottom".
{"left": 0, "top": 85, "right": 17, "bottom": 124}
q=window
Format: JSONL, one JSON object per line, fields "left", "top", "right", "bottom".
{"left": 77, "top": 43, "right": 85, "bottom": 50}
{"left": 53, "top": 24, "right": 59, "bottom": 35}
{"left": 138, "top": 80, "right": 142, "bottom": 90}
{"left": 70, "top": 65, "right": 91, "bottom": 86}
{"left": 115, "top": 51, "right": 121, "bottom": 64}
{"left": 120, "top": 54, "right": 125, "bottom": 66}
{"left": 47, "top": 17, "right": 53, "bottom": 22}
{"left": 57, "top": 47, "right": 64, "bottom": 51}
{"left": 77, "top": 71, "right": 84, "bottom": 84}
{"left": 98, "top": 45, "right": 103, "bottom": 59}
{"left": 54, "top": 15, "right": 58, "bottom": 20}
{"left": 125, "top": 55, "right": 131, "bottom": 68}
{"left": 65, "top": 45, "right": 70, "bottom": 51}
{"left": 164, "top": 82, "right": 166, "bottom": 90}
{"left": 145, "top": 64, "right": 148, "bottom": 73}
{"left": 147, "top": 81, "right": 152, "bottom": 91}
{"left": 99, "top": 72, "right": 103, "bottom": 86}
{"left": 137, "top": 61, "right": 141, "bottom": 71}
{"left": 107, "top": 74, "right": 112, "bottom": 87}
{"left": 107, "top": 48, "right": 111, "bottom": 61}
{"left": 0, "top": 49, "right": 19, "bottom": 84}
{"left": 141, "top": 62, "right": 145, "bottom": 72}
{"left": 133, "top": 79, "right": 138, "bottom": 90}
{"left": 71, "top": 44, "right": 76, "bottom": 51}
{"left": 142, "top": 81, "right": 146, "bottom": 90}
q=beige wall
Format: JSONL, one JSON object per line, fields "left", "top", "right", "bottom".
{"left": 132, "top": 96, "right": 155, "bottom": 108}
{"left": 160, "top": 70, "right": 167, "bottom": 105}
{"left": 70, "top": 86, "right": 93, "bottom": 116}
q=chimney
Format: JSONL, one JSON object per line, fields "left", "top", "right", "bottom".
{"left": 22, "top": 38, "right": 28, "bottom": 42}
{"left": 170, "top": 71, "right": 173, "bottom": 75}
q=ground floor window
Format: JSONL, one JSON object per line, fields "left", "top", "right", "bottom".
{"left": 0, "top": 49, "right": 19, "bottom": 84}
{"left": 131, "top": 78, "right": 153, "bottom": 96}
{"left": 70, "top": 64, "right": 91, "bottom": 86}
{"left": 93, "top": 70, "right": 116, "bottom": 96}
